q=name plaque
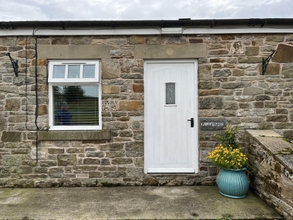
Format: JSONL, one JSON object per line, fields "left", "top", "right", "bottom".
{"left": 200, "top": 119, "right": 226, "bottom": 130}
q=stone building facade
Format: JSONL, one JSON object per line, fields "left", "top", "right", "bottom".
{"left": 0, "top": 19, "right": 293, "bottom": 187}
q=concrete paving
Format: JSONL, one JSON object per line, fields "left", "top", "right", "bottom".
{"left": 0, "top": 186, "right": 282, "bottom": 220}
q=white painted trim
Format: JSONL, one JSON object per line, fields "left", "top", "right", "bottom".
{"left": 147, "top": 168, "right": 195, "bottom": 173}
{"left": 1, "top": 27, "right": 293, "bottom": 36}
{"left": 48, "top": 60, "right": 102, "bottom": 131}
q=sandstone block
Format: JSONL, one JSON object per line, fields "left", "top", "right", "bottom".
{"left": 0, "top": 167, "right": 10, "bottom": 177}
{"left": 275, "top": 123, "right": 293, "bottom": 129}
{"left": 5, "top": 99, "right": 21, "bottom": 111}
{"left": 189, "top": 39, "right": 203, "bottom": 43}
{"left": 102, "top": 85, "right": 120, "bottom": 94}
{"left": 243, "top": 87, "right": 264, "bottom": 95}
{"left": 283, "top": 129, "right": 293, "bottom": 140}
{"left": 264, "top": 102, "right": 277, "bottom": 108}
{"left": 199, "top": 65, "right": 212, "bottom": 80}
{"left": 273, "top": 44, "right": 293, "bottom": 63}
{"left": 266, "top": 115, "right": 288, "bottom": 122}
{"left": 126, "top": 141, "right": 143, "bottom": 157}
{"left": 282, "top": 63, "right": 293, "bottom": 78}
{"left": 143, "top": 177, "right": 159, "bottom": 186}
{"left": 89, "top": 172, "right": 103, "bottom": 178}
{"left": 11, "top": 148, "right": 30, "bottom": 154}
{"left": 73, "top": 165, "right": 97, "bottom": 171}
{"left": 213, "top": 69, "right": 231, "bottom": 77}
{"left": 266, "top": 35, "right": 284, "bottom": 42}
{"left": 57, "top": 155, "right": 77, "bottom": 166}
{"left": 34, "top": 167, "right": 48, "bottom": 173}
{"left": 16, "top": 166, "right": 33, "bottom": 174}
{"left": 276, "top": 109, "right": 288, "bottom": 114}
{"left": 209, "top": 50, "right": 229, "bottom": 55}
{"left": 112, "top": 158, "right": 133, "bottom": 165}
{"left": 254, "top": 102, "right": 264, "bottom": 108}
{"left": 86, "top": 152, "right": 104, "bottom": 157}
{"left": 66, "top": 148, "right": 84, "bottom": 153}
{"left": 102, "top": 60, "right": 120, "bottom": 79}
{"left": 99, "top": 143, "right": 124, "bottom": 152}
{"left": 199, "top": 89, "right": 226, "bottom": 96}
{"left": 119, "top": 100, "right": 143, "bottom": 110}
{"left": 245, "top": 47, "right": 259, "bottom": 56}
{"left": 48, "top": 148, "right": 64, "bottom": 154}
{"left": 49, "top": 168, "right": 64, "bottom": 178}
{"left": 221, "top": 82, "right": 243, "bottom": 89}
{"left": 2, "top": 155, "right": 26, "bottom": 166}
{"left": 221, "top": 35, "right": 235, "bottom": 40}
{"left": 209, "top": 58, "right": 225, "bottom": 63}
{"left": 103, "top": 170, "right": 127, "bottom": 178}
{"left": 255, "top": 95, "right": 271, "bottom": 101}
{"left": 101, "top": 159, "right": 110, "bottom": 165}
{"left": 264, "top": 63, "right": 280, "bottom": 75}
{"left": 133, "top": 84, "right": 144, "bottom": 93}
{"left": 51, "top": 38, "right": 69, "bottom": 45}
{"left": 199, "top": 97, "right": 223, "bottom": 109}
{"left": 0, "top": 116, "right": 6, "bottom": 130}
{"left": 83, "top": 158, "right": 100, "bottom": 165}
{"left": 39, "top": 160, "right": 58, "bottom": 167}
{"left": 1, "top": 132, "right": 22, "bottom": 142}
{"left": 198, "top": 82, "right": 213, "bottom": 89}
{"left": 238, "top": 56, "right": 262, "bottom": 63}
{"left": 128, "top": 36, "right": 145, "bottom": 44}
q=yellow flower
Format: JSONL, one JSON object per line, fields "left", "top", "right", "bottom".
{"left": 206, "top": 144, "right": 248, "bottom": 169}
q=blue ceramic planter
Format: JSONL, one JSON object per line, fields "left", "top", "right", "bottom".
{"left": 216, "top": 168, "right": 249, "bottom": 199}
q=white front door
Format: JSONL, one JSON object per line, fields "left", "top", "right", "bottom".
{"left": 144, "top": 60, "right": 198, "bottom": 173}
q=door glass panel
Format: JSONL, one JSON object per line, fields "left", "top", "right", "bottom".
{"left": 166, "top": 83, "right": 175, "bottom": 104}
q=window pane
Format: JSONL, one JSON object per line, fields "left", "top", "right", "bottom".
{"left": 53, "top": 85, "right": 99, "bottom": 126}
{"left": 83, "top": 65, "right": 95, "bottom": 78}
{"left": 53, "top": 65, "right": 65, "bottom": 78}
{"left": 166, "top": 83, "right": 175, "bottom": 104}
{"left": 68, "top": 65, "right": 80, "bottom": 78}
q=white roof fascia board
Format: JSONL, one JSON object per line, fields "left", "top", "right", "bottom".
{"left": 0, "top": 28, "right": 161, "bottom": 36}
{"left": 183, "top": 27, "right": 293, "bottom": 34}
{"left": 1, "top": 27, "right": 293, "bottom": 36}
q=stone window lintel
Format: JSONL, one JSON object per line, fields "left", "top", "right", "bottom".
{"left": 38, "top": 130, "right": 111, "bottom": 141}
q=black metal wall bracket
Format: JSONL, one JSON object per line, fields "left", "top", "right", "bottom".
{"left": 6, "top": 53, "right": 18, "bottom": 77}
{"left": 262, "top": 50, "right": 277, "bottom": 75}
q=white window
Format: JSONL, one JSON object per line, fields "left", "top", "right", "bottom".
{"left": 48, "top": 60, "right": 101, "bottom": 130}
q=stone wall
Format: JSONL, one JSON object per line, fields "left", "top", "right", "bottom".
{"left": 0, "top": 33, "right": 293, "bottom": 187}
{"left": 245, "top": 130, "right": 293, "bottom": 220}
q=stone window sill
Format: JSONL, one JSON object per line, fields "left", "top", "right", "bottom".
{"left": 38, "top": 130, "right": 111, "bottom": 141}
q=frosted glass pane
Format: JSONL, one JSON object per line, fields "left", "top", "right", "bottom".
{"left": 83, "top": 65, "right": 95, "bottom": 78}
{"left": 53, "top": 65, "right": 65, "bottom": 78}
{"left": 68, "top": 65, "right": 80, "bottom": 78}
{"left": 166, "top": 83, "right": 175, "bottom": 104}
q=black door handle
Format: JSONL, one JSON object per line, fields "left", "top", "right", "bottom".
{"left": 187, "top": 118, "right": 194, "bottom": 128}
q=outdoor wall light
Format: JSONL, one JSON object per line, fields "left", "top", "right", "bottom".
{"left": 6, "top": 53, "right": 18, "bottom": 77}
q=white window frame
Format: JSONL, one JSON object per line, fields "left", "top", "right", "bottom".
{"left": 48, "top": 60, "right": 102, "bottom": 130}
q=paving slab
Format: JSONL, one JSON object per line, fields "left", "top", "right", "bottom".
{"left": 0, "top": 186, "right": 282, "bottom": 220}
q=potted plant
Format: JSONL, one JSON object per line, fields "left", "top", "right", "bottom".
{"left": 207, "top": 124, "right": 249, "bottom": 199}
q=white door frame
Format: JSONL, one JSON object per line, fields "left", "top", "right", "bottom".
{"left": 144, "top": 60, "right": 198, "bottom": 174}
